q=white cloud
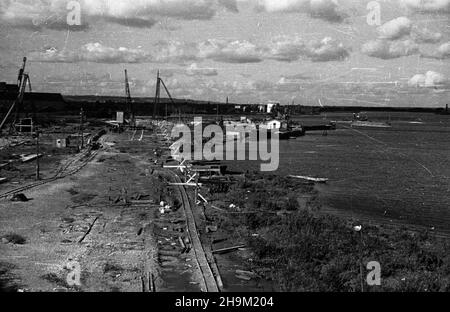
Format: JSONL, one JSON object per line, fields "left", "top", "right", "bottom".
{"left": 186, "top": 63, "right": 218, "bottom": 76}
{"left": 408, "top": 71, "right": 448, "bottom": 88}
{"left": 421, "top": 42, "right": 450, "bottom": 59}
{"left": 29, "top": 36, "right": 351, "bottom": 65}
{"left": 256, "top": 0, "right": 345, "bottom": 22}
{"left": 0, "top": 0, "right": 239, "bottom": 29}
{"left": 266, "top": 36, "right": 350, "bottom": 62}
{"left": 144, "top": 39, "right": 266, "bottom": 64}
{"left": 266, "top": 36, "right": 306, "bottom": 62}
{"left": 400, "top": 0, "right": 450, "bottom": 13}
{"left": 82, "top": 0, "right": 236, "bottom": 21}
{"left": 153, "top": 41, "right": 199, "bottom": 63}
{"left": 309, "top": 0, "right": 343, "bottom": 21}
{"left": 29, "top": 43, "right": 152, "bottom": 63}
{"left": 198, "top": 39, "right": 264, "bottom": 63}
{"left": 362, "top": 39, "right": 419, "bottom": 59}
{"left": 0, "top": 0, "right": 88, "bottom": 30}
{"left": 305, "top": 37, "right": 350, "bottom": 61}
{"left": 377, "top": 17, "right": 412, "bottom": 40}
{"left": 411, "top": 26, "right": 442, "bottom": 43}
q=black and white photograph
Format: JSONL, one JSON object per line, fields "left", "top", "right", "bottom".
{"left": 0, "top": 0, "right": 449, "bottom": 301}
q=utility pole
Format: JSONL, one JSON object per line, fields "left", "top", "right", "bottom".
{"left": 358, "top": 229, "right": 364, "bottom": 292}
{"left": 152, "top": 71, "right": 175, "bottom": 120}
{"left": 35, "top": 126, "right": 40, "bottom": 180}
{"left": 153, "top": 70, "right": 161, "bottom": 119}
{"left": 124, "top": 69, "right": 134, "bottom": 127}
{"left": 79, "top": 107, "right": 84, "bottom": 150}
{"left": 216, "top": 102, "right": 219, "bottom": 121}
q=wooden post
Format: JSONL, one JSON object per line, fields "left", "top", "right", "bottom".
{"left": 359, "top": 230, "right": 364, "bottom": 292}
{"left": 35, "top": 127, "right": 40, "bottom": 180}
{"left": 79, "top": 107, "right": 84, "bottom": 149}
{"left": 194, "top": 174, "right": 199, "bottom": 205}
{"left": 153, "top": 71, "right": 160, "bottom": 119}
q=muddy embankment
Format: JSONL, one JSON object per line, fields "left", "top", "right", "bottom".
{"left": 203, "top": 172, "right": 450, "bottom": 292}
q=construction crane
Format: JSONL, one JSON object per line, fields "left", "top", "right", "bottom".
{"left": 124, "top": 69, "right": 135, "bottom": 127}
{"left": 0, "top": 57, "right": 36, "bottom": 135}
{"left": 17, "top": 57, "right": 27, "bottom": 87}
{"left": 153, "top": 70, "right": 175, "bottom": 119}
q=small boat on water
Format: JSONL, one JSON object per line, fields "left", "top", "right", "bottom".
{"left": 350, "top": 112, "right": 391, "bottom": 128}
{"left": 276, "top": 127, "right": 305, "bottom": 140}
{"left": 259, "top": 118, "right": 305, "bottom": 140}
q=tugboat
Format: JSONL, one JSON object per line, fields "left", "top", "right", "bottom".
{"left": 258, "top": 115, "right": 305, "bottom": 140}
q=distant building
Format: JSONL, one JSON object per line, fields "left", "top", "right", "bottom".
{"left": 266, "top": 119, "right": 281, "bottom": 130}
{"left": 267, "top": 102, "right": 279, "bottom": 114}
{"left": 264, "top": 119, "right": 288, "bottom": 130}
{"left": 257, "top": 101, "right": 280, "bottom": 114}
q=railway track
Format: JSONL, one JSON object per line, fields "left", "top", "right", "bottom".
{"left": 169, "top": 171, "right": 220, "bottom": 292}
{"left": 152, "top": 122, "right": 221, "bottom": 292}
{"left": 0, "top": 139, "right": 103, "bottom": 200}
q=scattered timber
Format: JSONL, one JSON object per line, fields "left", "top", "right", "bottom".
{"left": 212, "top": 244, "right": 246, "bottom": 255}
{"left": 78, "top": 216, "right": 99, "bottom": 243}
{"left": 20, "top": 154, "right": 43, "bottom": 163}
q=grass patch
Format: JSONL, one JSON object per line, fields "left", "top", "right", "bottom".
{"left": 66, "top": 188, "right": 79, "bottom": 196}
{"left": 2, "top": 233, "right": 26, "bottom": 245}
{"left": 71, "top": 193, "right": 97, "bottom": 204}
{"left": 214, "top": 173, "right": 450, "bottom": 292}
{"left": 41, "top": 273, "right": 69, "bottom": 288}
{"left": 0, "top": 262, "right": 21, "bottom": 292}
{"left": 103, "top": 262, "right": 124, "bottom": 275}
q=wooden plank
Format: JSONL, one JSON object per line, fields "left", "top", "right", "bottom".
{"left": 212, "top": 244, "right": 246, "bottom": 255}
{"left": 78, "top": 216, "right": 99, "bottom": 243}
{"left": 21, "top": 154, "right": 43, "bottom": 163}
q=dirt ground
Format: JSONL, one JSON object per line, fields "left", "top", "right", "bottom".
{"left": 0, "top": 130, "right": 206, "bottom": 292}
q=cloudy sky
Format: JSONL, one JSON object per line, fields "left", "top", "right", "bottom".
{"left": 0, "top": 0, "right": 449, "bottom": 107}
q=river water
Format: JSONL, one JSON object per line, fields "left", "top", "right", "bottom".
{"left": 223, "top": 112, "right": 450, "bottom": 235}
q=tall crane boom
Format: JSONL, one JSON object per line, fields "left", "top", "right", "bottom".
{"left": 1, "top": 57, "right": 37, "bottom": 136}
{"left": 0, "top": 74, "right": 32, "bottom": 134}
{"left": 17, "top": 57, "right": 27, "bottom": 87}
{"left": 124, "top": 69, "right": 135, "bottom": 127}
{"left": 153, "top": 70, "right": 175, "bottom": 119}
{"left": 153, "top": 70, "right": 160, "bottom": 119}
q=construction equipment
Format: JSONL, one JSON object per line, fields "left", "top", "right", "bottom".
{"left": 153, "top": 70, "right": 176, "bottom": 119}
{"left": 124, "top": 69, "right": 135, "bottom": 127}
{"left": 0, "top": 57, "right": 37, "bottom": 135}
{"left": 17, "top": 57, "right": 27, "bottom": 87}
